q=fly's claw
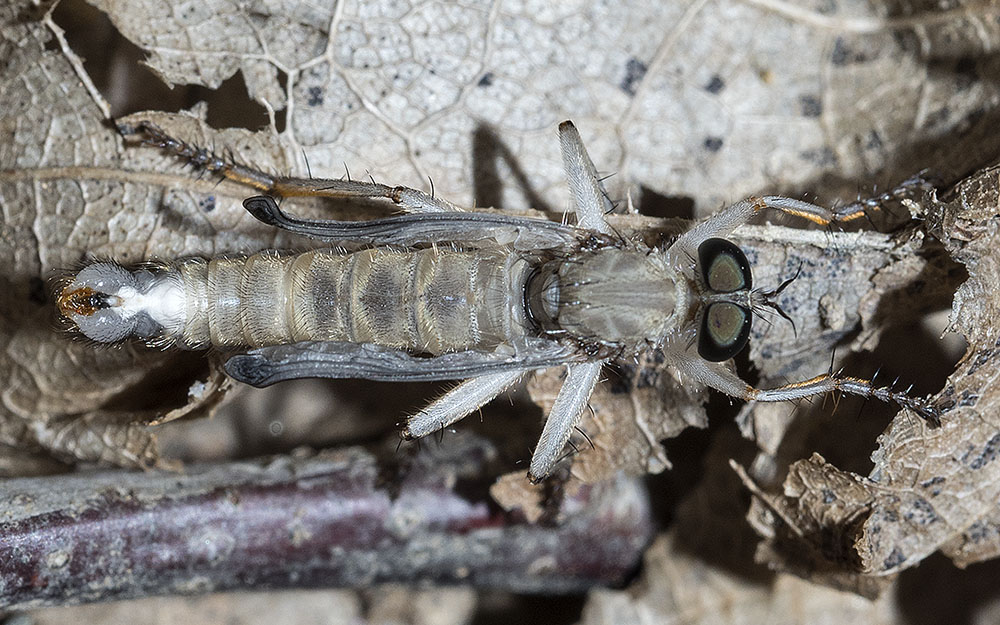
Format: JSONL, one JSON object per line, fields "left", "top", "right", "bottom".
{"left": 830, "top": 170, "right": 940, "bottom": 221}
{"left": 889, "top": 392, "right": 942, "bottom": 428}
{"left": 118, "top": 120, "right": 227, "bottom": 173}
{"left": 838, "top": 376, "right": 942, "bottom": 427}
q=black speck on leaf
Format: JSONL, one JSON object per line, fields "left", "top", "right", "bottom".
{"left": 969, "top": 432, "right": 1000, "bottom": 470}
{"left": 831, "top": 37, "right": 874, "bottom": 66}
{"left": 307, "top": 86, "right": 324, "bottom": 107}
{"left": 704, "top": 74, "right": 725, "bottom": 94}
{"left": 703, "top": 136, "right": 723, "bottom": 152}
{"left": 620, "top": 57, "right": 648, "bottom": 96}
{"left": 800, "top": 94, "right": 822, "bottom": 118}
{"left": 866, "top": 130, "right": 883, "bottom": 150}
{"left": 903, "top": 498, "right": 938, "bottom": 526}
{"left": 800, "top": 147, "right": 837, "bottom": 166}
{"left": 883, "top": 548, "right": 906, "bottom": 570}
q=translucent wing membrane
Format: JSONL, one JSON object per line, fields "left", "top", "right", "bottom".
{"left": 226, "top": 341, "right": 578, "bottom": 386}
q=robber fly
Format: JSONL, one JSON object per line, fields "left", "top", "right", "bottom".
{"left": 56, "top": 120, "right": 940, "bottom": 481}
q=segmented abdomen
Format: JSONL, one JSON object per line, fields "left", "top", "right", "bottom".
{"left": 176, "top": 248, "right": 524, "bottom": 353}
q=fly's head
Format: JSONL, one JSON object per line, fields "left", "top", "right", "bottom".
{"left": 692, "top": 238, "right": 753, "bottom": 362}
{"left": 689, "top": 237, "right": 794, "bottom": 363}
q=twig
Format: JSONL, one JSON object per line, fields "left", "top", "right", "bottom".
{"left": 0, "top": 437, "right": 652, "bottom": 608}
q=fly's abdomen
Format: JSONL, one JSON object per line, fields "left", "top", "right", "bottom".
{"left": 192, "top": 248, "right": 521, "bottom": 351}
{"left": 177, "top": 253, "right": 300, "bottom": 348}
{"left": 60, "top": 249, "right": 524, "bottom": 353}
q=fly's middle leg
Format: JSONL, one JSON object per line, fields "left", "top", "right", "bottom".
{"left": 666, "top": 350, "right": 941, "bottom": 427}
{"left": 402, "top": 372, "right": 526, "bottom": 440}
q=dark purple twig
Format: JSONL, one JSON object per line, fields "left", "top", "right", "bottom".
{"left": 0, "top": 437, "right": 652, "bottom": 608}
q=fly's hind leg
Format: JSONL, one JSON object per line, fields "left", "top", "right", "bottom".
{"left": 120, "top": 120, "right": 461, "bottom": 214}
{"left": 122, "top": 121, "right": 589, "bottom": 249}
{"left": 402, "top": 371, "right": 526, "bottom": 440}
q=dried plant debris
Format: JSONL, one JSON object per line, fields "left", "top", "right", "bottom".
{"left": 732, "top": 164, "right": 1000, "bottom": 594}
{"left": 581, "top": 533, "right": 901, "bottom": 625}
{"left": 581, "top": 426, "right": 902, "bottom": 622}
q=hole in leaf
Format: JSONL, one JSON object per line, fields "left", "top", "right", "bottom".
{"left": 637, "top": 185, "right": 695, "bottom": 219}
{"left": 52, "top": 0, "right": 270, "bottom": 131}
{"left": 273, "top": 68, "right": 288, "bottom": 133}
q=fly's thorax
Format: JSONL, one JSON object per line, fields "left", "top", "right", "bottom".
{"left": 528, "top": 248, "right": 684, "bottom": 347}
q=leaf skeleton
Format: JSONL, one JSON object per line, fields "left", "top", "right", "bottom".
{"left": 56, "top": 120, "right": 941, "bottom": 482}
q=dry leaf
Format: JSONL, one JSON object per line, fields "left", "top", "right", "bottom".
{"left": 82, "top": 0, "right": 1000, "bottom": 213}
{"left": 734, "top": 164, "right": 1000, "bottom": 593}
{"left": 582, "top": 533, "right": 899, "bottom": 625}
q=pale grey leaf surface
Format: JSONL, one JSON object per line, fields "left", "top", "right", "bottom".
{"left": 92, "top": 0, "right": 1000, "bottom": 212}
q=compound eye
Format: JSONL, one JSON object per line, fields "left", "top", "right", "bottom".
{"left": 698, "top": 238, "right": 752, "bottom": 293}
{"left": 698, "top": 302, "right": 752, "bottom": 362}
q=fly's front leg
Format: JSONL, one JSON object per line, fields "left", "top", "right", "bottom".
{"left": 750, "top": 374, "right": 941, "bottom": 426}
{"left": 668, "top": 196, "right": 846, "bottom": 261}
{"left": 670, "top": 175, "right": 939, "bottom": 260}
{"left": 119, "top": 120, "right": 461, "bottom": 213}
{"left": 821, "top": 171, "right": 939, "bottom": 222}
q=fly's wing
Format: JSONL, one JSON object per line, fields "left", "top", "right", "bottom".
{"left": 240, "top": 196, "right": 585, "bottom": 251}
{"left": 225, "top": 340, "right": 580, "bottom": 386}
